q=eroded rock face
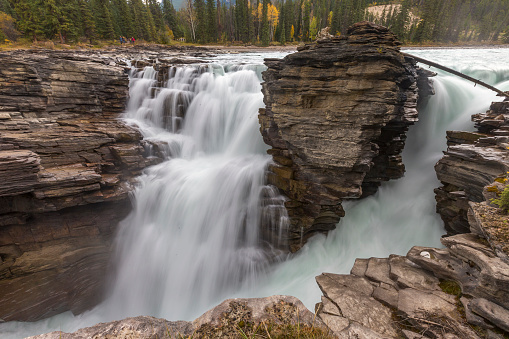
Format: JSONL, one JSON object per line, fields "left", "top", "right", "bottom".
{"left": 435, "top": 99, "right": 509, "bottom": 235}
{"left": 0, "top": 50, "right": 159, "bottom": 321}
{"left": 259, "top": 22, "right": 421, "bottom": 251}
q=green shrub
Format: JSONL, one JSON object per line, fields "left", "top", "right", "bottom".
{"left": 492, "top": 184, "right": 509, "bottom": 212}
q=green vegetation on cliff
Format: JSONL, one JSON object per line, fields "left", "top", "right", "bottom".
{"left": 0, "top": 0, "right": 508, "bottom": 45}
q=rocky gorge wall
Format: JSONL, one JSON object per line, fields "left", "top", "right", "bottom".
{"left": 0, "top": 49, "right": 160, "bottom": 322}
{"left": 259, "top": 22, "right": 426, "bottom": 251}
{"left": 435, "top": 99, "right": 509, "bottom": 235}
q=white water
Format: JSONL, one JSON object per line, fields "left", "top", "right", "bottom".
{"left": 1, "top": 49, "right": 508, "bottom": 338}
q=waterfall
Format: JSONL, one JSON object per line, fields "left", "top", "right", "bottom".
{"left": 236, "top": 48, "right": 509, "bottom": 306}
{"left": 1, "top": 49, "right": 508, "bottom": 339}
{"left": 105, "top": 61, "right": 289, "bottom": 321}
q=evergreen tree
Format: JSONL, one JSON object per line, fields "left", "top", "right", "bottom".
{"left": 111, "top": 0, "right": 134, "bottom": 37}
{"left": 302, "top": 0, "right": 310, "bottom": 41}
{"left": 15, "top": 0, "right": 44, "bottom": 41}
{"left": 92, "top": 0, "right": 115, "bottom": 39}
{"left": 148, "top": 0, "right": 164, "bottom": 31}
{"left": 392, "top": 0, "right": 411, "bottom": 40}
{"left": 194, "top": 0, "right": 206, "bottom": 42}
{"left": 205, "top": 0, "right": 216, "bottom": 42}
{"left": 143, "top": 1, "right": 157, "bottom": 41}
{"left": 78, "top": 0, "right": 96, "bottom": 43}
{"left": 0, "top": 0, "right": 15, "bottom": 16}
{"left": 261, "top": 0, "right": 269, "bottom": 45}
{"left": 284, "top": 0, "right": 293, "bottom": 42}
{"left": 162, "top": 0, "right": 182, "bottom": 37}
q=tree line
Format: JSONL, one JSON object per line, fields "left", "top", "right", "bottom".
{"left": 0, "top": 0, "right": 508, "bottom": 46}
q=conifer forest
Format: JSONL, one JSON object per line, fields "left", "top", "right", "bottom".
{"left": 0, "top": 0, "right": 508, "bottom": 46}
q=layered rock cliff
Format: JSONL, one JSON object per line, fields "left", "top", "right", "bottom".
{"left": 0, "top": 50, "right": 158, "bottom": 322}
{"left": 259, "top": 22, "right": 422, "bottom": 251}
{"left": 435, "top": 99, "right": 509, "bottom": 235}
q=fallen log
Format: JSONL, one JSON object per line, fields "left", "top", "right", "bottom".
{"left": 403, "top": 52, "right": 509, "bottom": 97}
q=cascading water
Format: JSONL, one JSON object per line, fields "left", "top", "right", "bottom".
{"left": 1, "top": 49, "right": 508, "bottom": 339}
{"left": 106, "top": 61, "right": 289, "bottom": 321}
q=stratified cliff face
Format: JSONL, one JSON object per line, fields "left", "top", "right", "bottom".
{"left": 0, "top": 50, "right": 157, "bottom": 321}
{"left": 435, "top": 99, "right": 509, "bottom": 235}
{"left": 259, "top": 22, "right": 420, "bottom": 251}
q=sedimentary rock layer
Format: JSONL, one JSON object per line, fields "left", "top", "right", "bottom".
{"left": 259, "top": 22, "right": 421, "bottom": 251}
{"left": 435, "top": 99, "right": 509, "bottom": 234}
{"left": 0, "top": 50, "right": 156, "bottom": 321}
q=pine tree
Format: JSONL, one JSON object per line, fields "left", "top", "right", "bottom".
{"left": 0, "top": 0, "right": 15, "bottom": 16}
{"left": 261, "top": 0, "right": 269, "bottom": 45}
{"left": 284, "top": 0, "right": 293, "bottom": 42}
{"left": 92, "top": 0, "right": 115, "bottom": 39}
{"left": 205, "top": 0, "right": 217, "bottom": 42}
{"left": 148, "top": 0, "right": 164, "bottom": 31}
{"left": 302, "top": 0, "right": 310, "bottom": 41}
{"left": 78, "top": 0, "right": 96, "bottom": 43}
{"left": 162, "top": 0, "right": 182, "bottom": 37}
{"left": 194, "top": 0, "right": 206, "bottom": 42}
{"left": 111, "top": 0, "right": 134, "bottom": 37}
{"left": 143, "top": 1, "right": 157, "bottom": 41}
{"left": 15, "top": 0, "right": 44, "bottom": 42}
{"left": 392, "top": 0, "right": 411, "bottom": 40}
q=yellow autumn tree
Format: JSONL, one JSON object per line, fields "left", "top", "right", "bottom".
{"left": 0, "top": 12, "right": 19, "bottom": 42}
{"left": 290, "top": 24, "right": 295, "bottom": 42}
{"left": 267, "top": 3, "right": 279, "bottom": 41}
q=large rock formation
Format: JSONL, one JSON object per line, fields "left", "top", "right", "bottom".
{"left": 0, "top": 50, "right": 158, "bottom": 322}
{"left": 315, "top": 202, "right": 509, "bottom": 338}
{"left": 259, "top": 22, "right": 422, "bottom": 251}
{"left": 435, "top": 98, "right": 509, "bottom": 235}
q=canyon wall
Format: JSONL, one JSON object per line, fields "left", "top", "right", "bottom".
{"left": 259, "top": 22, "right": 423, "bottom": 251}
{"left": 435, "top": 99, "right": 509, "bottom": 235}
{"left": 0, "top": 50, "right": 157, "bottom": 321}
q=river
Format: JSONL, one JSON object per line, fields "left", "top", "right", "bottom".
{"left": 1, "top": 48, "right": 508, "bottom": 338}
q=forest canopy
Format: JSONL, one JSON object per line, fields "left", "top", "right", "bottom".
{"left": 0, "top": 0, "right": 508, "bottom": 46}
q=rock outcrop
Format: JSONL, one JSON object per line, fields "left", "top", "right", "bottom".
{"left": 315, "top": 203, "right": 509, "bottom": 338}
{"left": 435, "top": 99, "right": 509, "bottom": 235}
{"left": 28, "top": 295, "right": 329, "bottom": 339}
{"left": 0, "top": 50, "right": 160, "bottom": 322}
{"left": 259, "top": 22, "right": 423, "bottom": 251}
